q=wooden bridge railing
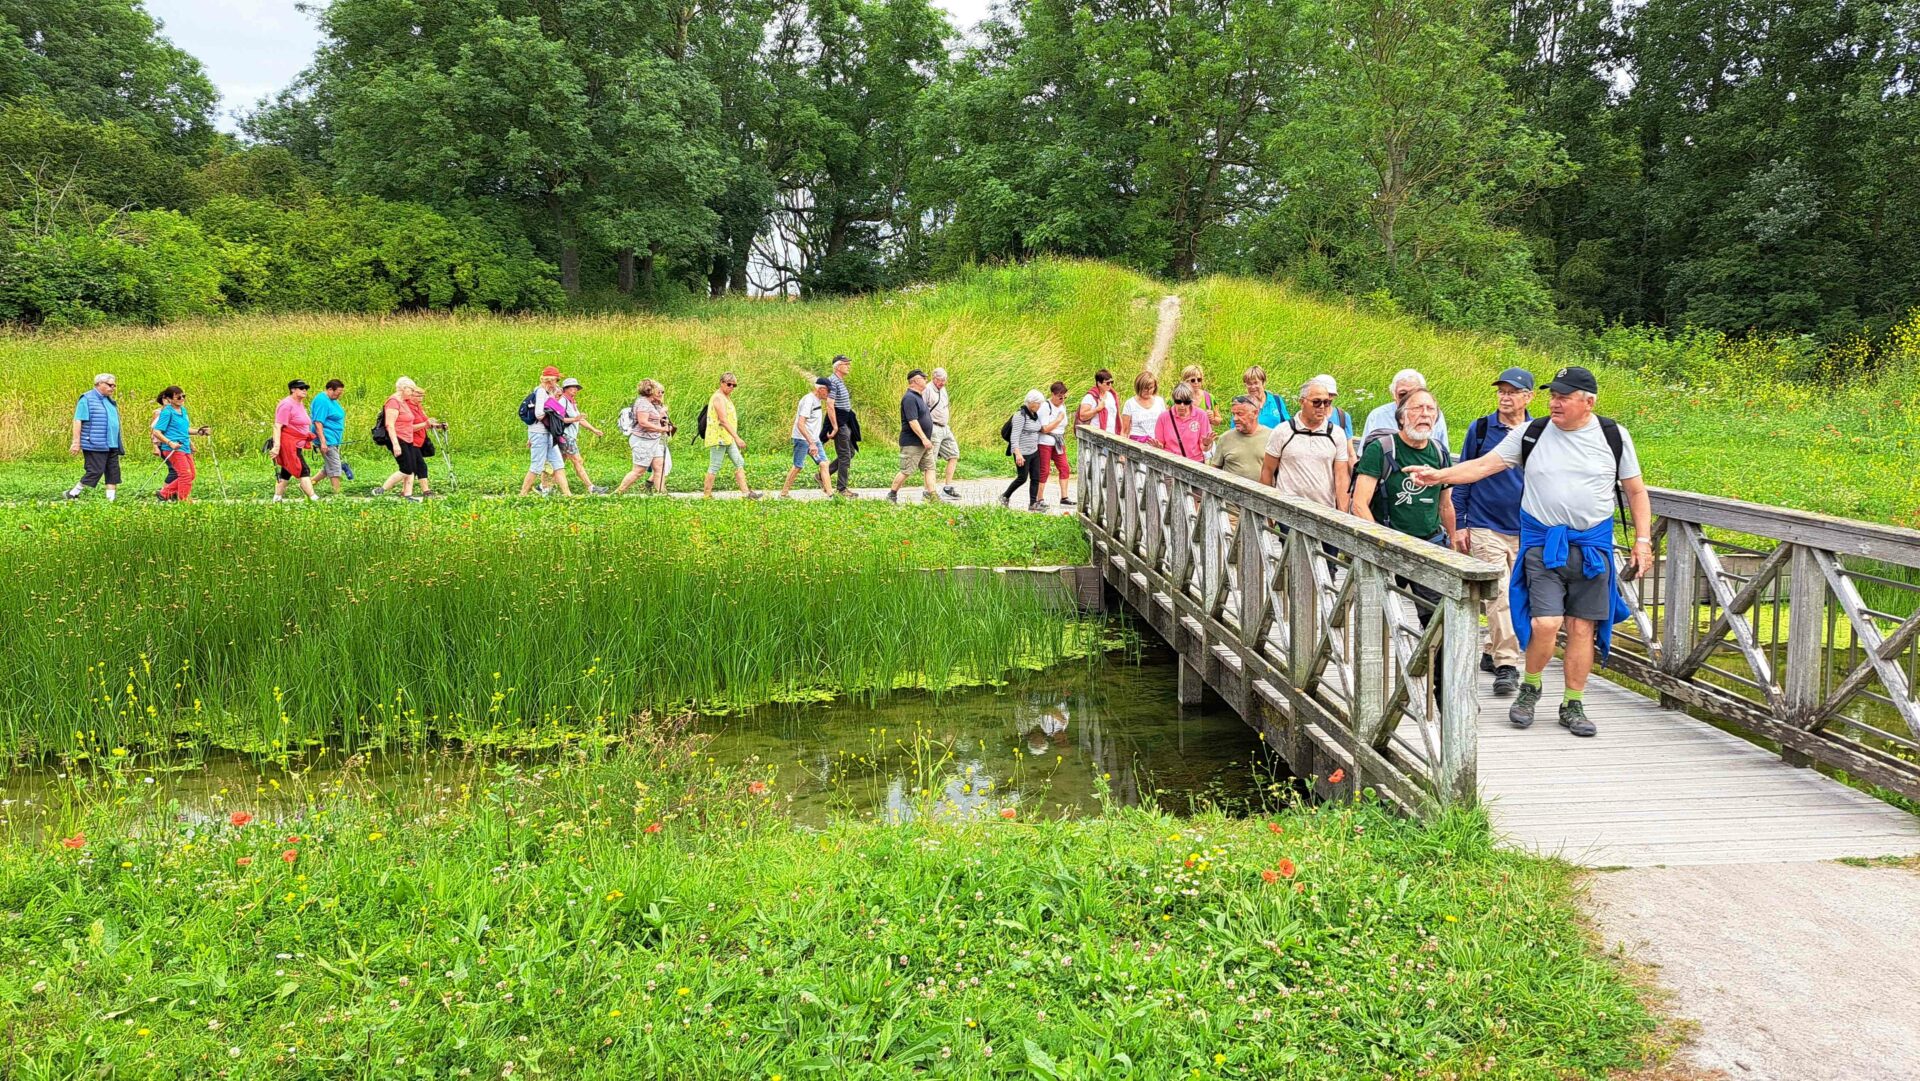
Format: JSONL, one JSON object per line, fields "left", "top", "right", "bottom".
{"left": 1076, "top": 426, "right": 1501, "bottom": 815}
{"left": 1606, "top": 490, "right": 1920, "bottom": 803}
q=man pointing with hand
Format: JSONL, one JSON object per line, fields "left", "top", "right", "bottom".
{"left": 1401, "top": 366, "right": 1653, "bottom": 739}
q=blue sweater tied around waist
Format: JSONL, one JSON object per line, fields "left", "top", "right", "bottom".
{"left": 1510, "top": 511, "right": 1632, "bottom": 663}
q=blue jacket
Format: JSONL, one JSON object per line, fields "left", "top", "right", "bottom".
{"left": 1511, "top": 511, "right": 1633, "bottom": 663}
{"left": 73, "top": 389, "right": 122, "bottom": 452}
{"left": 1452, "top": 411, "right": 1527, "bottom": 533}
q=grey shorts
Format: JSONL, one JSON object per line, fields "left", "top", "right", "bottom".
{"left": 1522, "top": 547, "right": 1614, "bottom": 622}
{"left": 931, "top": 426, "right": 959, "bottom": 462}
{"left": 707, "top": 443, "right": 744, "bottom": 474}
{"left": 320, "top": 445, "right": 345, "bottom": 478}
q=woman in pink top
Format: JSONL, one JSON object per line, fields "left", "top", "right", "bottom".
{"left": 374, "top": 377, "right": 438, "bottom": 501}
{"left": 1153, "top": 383, "right": 1213, "bottom": 463}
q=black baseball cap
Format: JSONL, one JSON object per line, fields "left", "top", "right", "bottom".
{"left": 288, "top": 379, "right": 310, "bottom": 391}
{"left": 906, "top": 368, "right": 926, "bottom": 382}
{"left": 1546, "top": 365, "right": 1598, "bottom": 395}
{"left": 813, "top": 376, "right": 833, "bottom": 388}
{"left": 1492, "top": 366, "right": 1535, "bottom": 391}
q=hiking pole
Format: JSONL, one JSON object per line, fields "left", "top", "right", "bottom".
{"left": 205, "top": 426, "right": 230, "bottom": 502}
{"left": 436, "top": 422, "right": 457, "bottom": 493}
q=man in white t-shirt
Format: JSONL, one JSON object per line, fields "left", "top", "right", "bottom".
{"left": 1260, "top": 374, "right": 1351, "bottom": 507}
{"left": 781, "top": 377, "right": 834, "bottom": 497}
{"left": 924, "top": 367, "right": 961, "bottom": 498}
{"left": 1403, "top": 366, "right": 1653, "bottom": 740}
{"left": 1074, "top": 368, "right": 1119, "bottom": 433}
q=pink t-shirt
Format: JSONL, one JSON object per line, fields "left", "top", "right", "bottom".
{"left": 274, "top": 395, "right": 311, "bottom": 436}
{"left": 1154, "top": 407, "right": 1212, "bottom": 462}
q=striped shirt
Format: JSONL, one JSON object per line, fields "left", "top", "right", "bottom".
{"left": 827, "top": 373, "right": 852, "bottom": 412}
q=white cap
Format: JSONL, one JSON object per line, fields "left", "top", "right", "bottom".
{"left": 1314, "top": 374, "right": 1339, "bottom": 394}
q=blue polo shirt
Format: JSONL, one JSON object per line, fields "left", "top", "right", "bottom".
{"left": 309, "top": 393, "right": 346, "bottom": 446}
{"left": 1452, "top": 411, "right": 1529, "bottom": 534}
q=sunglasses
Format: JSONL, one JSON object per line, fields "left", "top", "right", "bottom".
{"left": 1303, "top": 397, "right": 1334, "bottom": 407}
{"left": 722, "top": 381, "right": 738, "bottom": 388}
{"left": 1187, "top": 378, "right": 1204, "bottom": 384}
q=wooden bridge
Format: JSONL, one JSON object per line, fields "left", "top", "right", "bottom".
{"left": 1075, "top": 426, "right": 1920, "bottom": 867}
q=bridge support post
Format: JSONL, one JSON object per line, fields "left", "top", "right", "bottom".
{"left": 1781, "top": 544, "right": 1824, "bottom": 768}
{"left": 1178, "top": 657, "right": 1205, "bottom": 706}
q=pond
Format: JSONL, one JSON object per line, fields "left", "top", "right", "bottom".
{"left": 0, "top": 647, "right": 1278, "bottom": 832}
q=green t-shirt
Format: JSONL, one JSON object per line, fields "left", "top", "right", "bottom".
{"left": 1210, "top": 424, "right": 1270, "bottom": 483}
{"left": 1356, "top": 434, "right": 1446, "bottom": 540}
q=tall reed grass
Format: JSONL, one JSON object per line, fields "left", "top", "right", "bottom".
{"left": 0, "top": 501, "right": 1091, "bottom": 758}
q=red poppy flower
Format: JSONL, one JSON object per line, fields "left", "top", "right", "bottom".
{"left": 1266, "top": 822, "right": 1282, "bottom": 835}
{"left": 229, "top": 811, "right": 254, "bottom": 827}
{"left": 1277, "top": 858, "right": 1297, "bottom": 879}
{"left": 236, "top": 856, "right": 253, "bottom": 867}
{"left": 644, "top": 822, "right": 662, "bottom": 834}
{"left": 282, "top": 849, "right": 298, "bottom": 864}
{"left": 748, "top": 781, "right": 768, "bottom": 796}
{"left": 284, "top": 835, "right": 300, "bottom": 844}
{"left": 60, "top": 833, "right": 86, "bottom": 849}
{"left": 999, "top": 808, "right": 1017, "bottom": 820}
{"left": 1260, "top": 869, "right": 1279, "bottom": 884}
{"left": 1327, "top": 769, "right": 1346, "bottom": 785}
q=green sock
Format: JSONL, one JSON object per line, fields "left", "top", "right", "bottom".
{"left": 1522, "top": 672, "right": 1542, "bottom": 689}
{"left": 1565, "top": 688, "right": 1584, "bottom": 702}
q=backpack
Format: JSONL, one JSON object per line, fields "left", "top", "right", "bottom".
{"left": 1519, "top": 415, "right": 1627, "bottom": 517}
{"left": 1267, "top": 416, "right": 1342, "bottom": 463}
{"left": 371, "top": 414, "right": 391, "bottom": 448}
{"left": 1000, "top": 413, "right": 1016, "bottom": 456}
{"left": 616, "top": 399, "right": 638, "bottom": 438}
{"left": 694, "top": 405, "right": 709, "bottom": 442}
{"left": 1354, "top": 429, "right": 1452, "bottom": 522}
{"left": 517, "top": 390, "right": 539, "bottom": 426}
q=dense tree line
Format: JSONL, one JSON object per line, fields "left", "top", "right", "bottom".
{"left": 3, "top": 0, "right": 1916, "bottom": 347}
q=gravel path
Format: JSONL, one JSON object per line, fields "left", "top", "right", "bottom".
{"left": 1586, "top": 860, "right": 1920, "bottom": 1081}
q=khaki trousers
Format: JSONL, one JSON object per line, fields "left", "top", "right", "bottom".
{"left": 1469, "top": 529, "right": 1522, "bottom": 667}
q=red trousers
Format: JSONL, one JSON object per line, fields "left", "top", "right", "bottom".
{"left": 159, "top": 451, "right": 195, "bottom": 500}
{"left": 1037, "top": 443, "right": 1072, "bottom": 485}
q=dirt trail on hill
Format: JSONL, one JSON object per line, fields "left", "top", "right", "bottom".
{"left": 1146, "top": 295, "right": 1181, "bottom": 377}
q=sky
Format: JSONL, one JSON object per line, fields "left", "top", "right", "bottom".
{"left": 148, "top": 0, "right": 999, "bottom": 133}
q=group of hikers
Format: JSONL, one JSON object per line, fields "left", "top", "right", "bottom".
{"left": 63, "top": 354, "right": 1646, "bottom": 737}
{"left": 1075, "top": 360, "right": 1653, "bottom": 740}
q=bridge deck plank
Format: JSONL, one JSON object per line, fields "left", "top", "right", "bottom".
{"left": 1480, "top": 664, "right": 1920, "bottom": 867}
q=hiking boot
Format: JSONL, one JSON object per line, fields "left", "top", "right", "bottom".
{"left": 63, "top": 487, "right": 83, "bottom": 500}
{"left": 746, "top": 491, "right": 763, "bottom": 500}
{"left": 997, "top": 495, "right": 1010, "bottom": 508}
{"left": 1480, "top": 652, "right": 1494, "bottom": 674}
{"left": 1558, "top": 699, "right": 1597, "bottom": 737}
{"left": 1508, "top": 682, "right": 1541, "bottom": 729}
{"left": 886, "top": 490, "right": 899, "bottom": 504}
{"left": 1031, "top": 500, "right": 1050, "bottom": 513}
{"left": 589, "top": 484, "right": 609, "bottom": 495}
{"left": 942, "top": 485, "right": 961, "bottom": 498}
{"left": 840, "top": 489, "right": 859, "bottom": 498}
{"left": 1492, "top": 666, "right": 1520, "bottom": 697}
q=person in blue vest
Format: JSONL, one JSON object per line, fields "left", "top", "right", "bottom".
{"left": 65, "top": 374, "right": 124, "bottom": 502}
{"left": 1402, "top": 366, "right": 1653, "bottom": 739}
{"left": 1450, "top": 366, "right": 1535, "bottom": 697}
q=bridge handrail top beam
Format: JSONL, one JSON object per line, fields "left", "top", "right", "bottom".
{"left": 1649, "top": 487, "right": 1920, "bottom": 567}
{"left": 1078, "top": 426, "right": 1503, "bottom": 587}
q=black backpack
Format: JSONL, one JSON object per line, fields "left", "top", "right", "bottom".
{"left": 1518, "top": 415, "right": 1627, "bottom": 516}
{"left": 517, "top": 390, "right": 539, "bottom": 426}
{"left": 694, "top": 405, "right": 708, "bottom": 442}
{"left": 1000, "top": 413, "right": 1015, "bottom": 455}
{"left": 371, "top": 414, "right": 391, "bottom": 448}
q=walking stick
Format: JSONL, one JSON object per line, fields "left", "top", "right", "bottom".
{"left": 436, "top": 423, "right": 457, "bottom": 493}
{"left": 205, "top": 426, "right": 230, "bottom": 501}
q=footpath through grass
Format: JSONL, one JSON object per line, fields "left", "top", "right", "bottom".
{"left": 0, "top": 736, "right": 1658, "bottom": 1079}
{"left": 0, "top": 499, "right": 1090, "bottom": 760}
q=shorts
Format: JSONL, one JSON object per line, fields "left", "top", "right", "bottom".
{"left": 629, "top": 435, "right": 663, "bottom": 469}
{"left": 560, "top": 432, "right": 581, "bottom": 458}
{"left": 320, "top": 445, "right": 345, "bottom": 478}
{"left": 528, "top": 425, "right": 563, "bottom": 473}
{"left": 1037, "top": 443, "right": 1072, "bottom": 483}
{"left": 791, "top": 438, "right": 826, "bottom": 468}
{"left": 1522, "top": 546, "right": 1614, "bottom": 622}
{"left": 277, "top": 450, "right": 308, "bottom": 481}
{"left": 80, "top": 448, "right": 122, "bottom": 487}
{"left": 394, "top": 440, "right": 429, "bottom": 479}
{"left": 898, "top": 442, "right": 935, "bottom": 475}
{"left": 707, "top": 443, "right": 745, "bottom": 474}
{"left": 932, "top": 426, "right": 960, "bottom": 462}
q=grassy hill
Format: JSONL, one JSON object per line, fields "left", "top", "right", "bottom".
{"left": 2, "top": 260, "right": 1914, "bottom": 522}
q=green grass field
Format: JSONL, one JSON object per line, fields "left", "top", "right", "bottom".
{"left": 0, "top": 741, "right": 1658, "bottom": 1079}
{"left": 4, "top": 259, "right": 1916, "bottom": 522}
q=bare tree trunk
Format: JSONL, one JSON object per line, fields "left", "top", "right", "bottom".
{"left": 638, "top": 242, "right": 658, "bottom": 295}
{"left": 617, "top": 248, "right": 637, "bottom": 294}
{"left": 548, "top": 192, "right": 580, "bottom": 296}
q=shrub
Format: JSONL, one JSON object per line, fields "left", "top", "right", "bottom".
{"left": 0, "top": 209, "right": 240, "bottom": 327}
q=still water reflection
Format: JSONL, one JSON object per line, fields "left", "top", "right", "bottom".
{"left": 698, "top": 645, "right": 1277, "bottom": 823}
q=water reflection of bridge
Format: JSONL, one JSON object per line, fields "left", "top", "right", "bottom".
{"left": 1077, "top": 427, "right": 1920, "bottom": 867}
